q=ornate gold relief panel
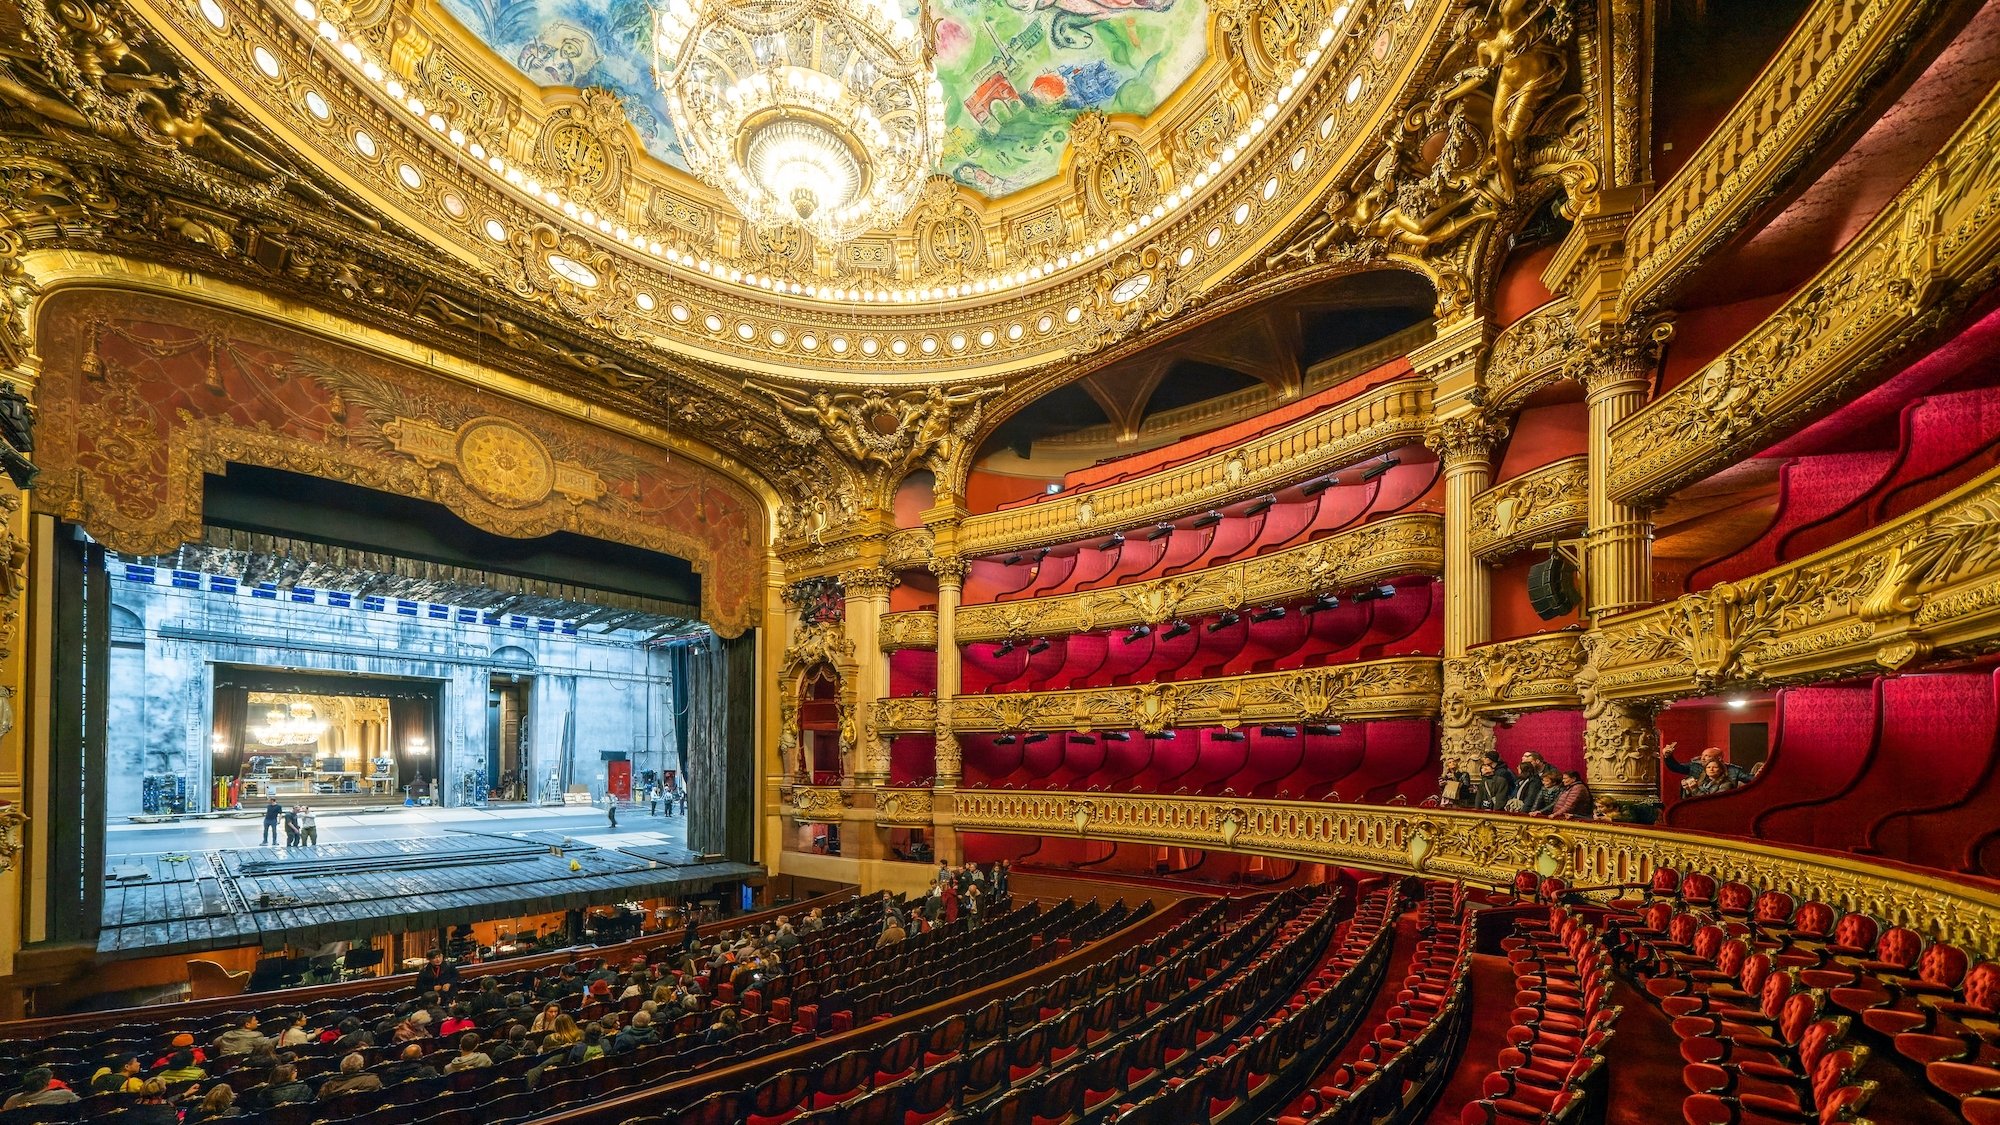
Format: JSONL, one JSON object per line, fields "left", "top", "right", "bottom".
{"left": 879, "top": 611, "right": 939, "bottom": 652}
{"left": 1485, "top": 298, "right": 1583, "bottom": 411}
{"left": 875, "top": 787, "right": 935, "bottom": 827}
{"left": 29, "top": 290, "right": 765, "bottom": 635}
{"left": 1610, "top": 83, "right": 2000, "bottom": 505}
{"left": 951, "top": 791, "right": 2000, "bottom": 948}
{"left": 1469, "top": 457, "right": 1586, "bottom": 560}
{"left": 955, "top": 513, "right": 1442, "bottom": 642}
{"left": 1450, "top": 632, "right": 1585, "bottom": 714}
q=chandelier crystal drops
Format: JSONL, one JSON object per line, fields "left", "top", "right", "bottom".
{"left": 651, "top": 0, "right": 944, "bottom": 243}
{"left": 253, "top": 701, "right": 328, "bottom": 748}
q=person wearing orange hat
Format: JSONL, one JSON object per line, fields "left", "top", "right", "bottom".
{"left": 151, "top": 1033, "right": 205, "bottom": 1070}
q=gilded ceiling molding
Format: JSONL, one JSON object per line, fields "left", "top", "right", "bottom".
{"left": 1609, "top": 82, "right": 2000, "bottom": 505}
{"left": 879, "top": 612, "right": 939, "bottom": 653}
{"left": 27, "top": 286, "right": 769, "bottom": 635}
{"left": 1589, "top": 463, "right": 2000, "bottom": 702}
{"left": 878, "top": 656, "right": 1441, "bottom": 735}
{"left": 1448, "top": 631, "right": 1586, "bottom": 715}
{"left": 1618, "top": 0, "right": 1959, "bottom": 317}
{"left": 953, "top": 512, "right": 1442, "bottom": 643}
{"left": 956, "top": 377, "right": 1432, "bottom": 557}
{"left": 950, "top": 791, "right": 2000, "bottom": 948}
{"left": 1468, "top": 456, "right": 1587, "bottom": 560}
{"left": 1484, "top": 296, "right": 1585, "bottom": 412}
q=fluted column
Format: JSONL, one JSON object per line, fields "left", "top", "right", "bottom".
{"left": 1426, "top": 414, "right": 1508, "bottom": 659}
{"left": 843, "top": 565, "right": 897, "bottom": 786}
{"left": 929, "top": 555, "right": 967, "bottom": 787}
{"left": 1583, "top": 348, "right": 1656, "bottom": 619}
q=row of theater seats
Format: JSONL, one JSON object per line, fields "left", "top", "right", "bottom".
{"left": 1458, "top": 906, "right": 1618, "bottom": 1122}
{"left": 0, "top": 897, "right": 1120, "bottom": 1125}
{"left": 612, "top": 896, "right": 1243, "bottom": 1123}
{"left": 1605, "top": 866, "right": 1994, "bottom": 1123}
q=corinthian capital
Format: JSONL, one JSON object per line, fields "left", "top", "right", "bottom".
{"left": 841, "top": 565, "right": 899, "bottom": 596}
{"left": 1573, "top": 317, "right": 1675, "bottom": 397}
{"left": 1424, "top": 413, "right": 1510, "bottom": 467}
{"left": 928, "top": 554, "right": 969, "bottom": 584}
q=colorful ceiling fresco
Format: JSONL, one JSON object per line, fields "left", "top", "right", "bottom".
{"left": 432, "top": 0, "right": 1211, "bottom": 199}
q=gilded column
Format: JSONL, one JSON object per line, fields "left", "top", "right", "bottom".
{"left": 842, "top": 565, "right": 898, "bottom": 786}
{"left": 1576, "top": 633, "right": 1660, "bottom": 806}
{"left": 1425, "top": 414, "right": 1508, "bottom": 659}
{"left": 929, "top": 555, "right": 967, "bottom": 787}
{"left": 1580, "top": 328, "right": 1665, "bottom": 619}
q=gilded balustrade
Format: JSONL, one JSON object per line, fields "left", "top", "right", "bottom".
{"left": 945, "top": 513, "right": 1442, "bottom": 644}
{"left": 880, "top": 611, "right": 940, "bottom": 652}
{"left": 1468, "top": 457, "right": 1587, "bottom": 561}
{"left": 1590, "top": 462, "right": 2000, "bottom": 700}
{"left": 950, "top": 790, "right": 2000, "bottom": 948}
{"left": 1610, "top": 79, "right": 2000, "bottom": 505}
{"left": 954, "top": 379, "right": 1433, "bottom": 557}
{"left": 1450, "top": 632, "right": 1587, "bottom": 714}
{"left": 1483, "top": 299, "right": 1584, "bottom": 412}
{"left": 786, "top": 785, "right": 851, "bottom": 823}
{"left": 874, "top": 788, "right": 936, "bottom": 828}
{"left": 874, "top": 656, "right": 1440, "bottom": 735}
{"left": 1618, "top": 0, "right": 1960, "bottom": 316}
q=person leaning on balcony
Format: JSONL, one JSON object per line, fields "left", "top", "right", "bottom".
{"left": 1659, "top": 743, "right": 1752, "bottom": 792}
{"left": 1474, "top": 755, "right": 1513, "bottom": 810}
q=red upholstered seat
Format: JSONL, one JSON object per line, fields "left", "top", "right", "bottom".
{"left": 1678, "top": 994, "right": 1825, "bottom": 1068}
{"left": 1833, "top": 940, "right": 1970, "bottom": 1018}
{"left": 1867, "top": 960, "right": 2000, "bottom": 1039}
{"left": 1928, "top": 1058, "right": 2000, "bottom": 1101}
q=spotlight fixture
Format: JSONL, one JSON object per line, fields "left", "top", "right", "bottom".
{"left": 1070, "top": 733, "right": 1098, "bottom": 744}
{"left": 1305, "top": 724, "right": 1344, "bottom": 737}
{"left": 993, "top": 640, "right": 1015, "bottom": 658}
{"left": 1213, "top": 729, "right": 1248, "bottom": 743}
{"left": 1123, "top": 624, "right": 1153, "bottom": 644}
{"left": 994, "top": 734, "right": 1017, "bottom": 745}
{"left": 1095, "top": 534, "right": 1126, "bottom": 552}
{"left": 1207, "top": 611, "right": 1241, "bottom": 632}
{"left": 1022, "top": 733, "right": 1049, "bottom": 744}
{"left": 1000, "top": 554, "right": 1024, "bottom": 566}
{"left": 1249, "top": 606, "right": 1288, "bottom": 623}
{"left": 1303, "top": 592, "right": 1341, "bottom": 614}
{"left": 1143, "top": 523, "right": 1175, "bottom": 542}
{"left": 1189, "top": 511, "right": 1224, "bottom": 529}
{"left": 1352, "top": 584, "right": 1397, "bottom": 602}
{"left": 1035, "top": 547, "right": 1052, "bottom": 562}
{"left": 1160, "top": 620, "right": 1192, "bottom": 642}
{"left": 1359, "top": 456, "right": 1401, "bottom": 482}
{"left": 1144, "top": 730, "right": 1178, "bottom": 740}
{"left": 1241, "top": 495, "right": 1277, "bottom": 516}
{"left": 1261, "top": 725, "right": 1300, "bottom": 738}
{"left": 1102, "top": 732, "right": 1133, "bottom": 742}
{"left": 1727, "top": 697, "right": 1749, "bottom": 709}
{"left": 1298, "top": 476, "right": 1336, "bottom": 496}
{"left": 1027, "top": 638, "right": 1051, "bottom": 656}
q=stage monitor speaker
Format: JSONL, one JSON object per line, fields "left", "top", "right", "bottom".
{"left": 1527, "top": 549, "right": 1580, "bottom": 620}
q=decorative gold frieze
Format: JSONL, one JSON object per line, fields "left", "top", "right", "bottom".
{"left": 956, "top": 379, "right": 1433, "bottom": 557}
{"left": 953, "top": 513, "right": 1441, "bottom": 643}
{"left": 788, "top": 786, "right": 850, "bottom": 823}
{"left": 1591, "top": 467, "right": 2000, "bottom": 700}
{"left": 905, "top": 657, "right": 1440, "bottom": 735}
{"left": 1620, "top": 0, "right": 1957, "bottom": 315}
{"left": 1469, "top": 457, "right": 1587, "bottom": 560}
{"left": 1453, "top": 631, "right": 1587, "bottom": 714}
{"left": 874, "top": 787, "right": 935, "bottom": 827}
{"left": 1611, "top": 82, "right": 2000, "bottom": 504}
{"left": 950, "top": 791, "right": 2000, "bottom": 948}
{"left": 880, "top": 612, "right": 939, "bottom": 652}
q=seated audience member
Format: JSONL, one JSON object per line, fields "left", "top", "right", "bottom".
{"left": 316, "top": 1053, "right": 382, "bottom": 1099}
{"left": 106, "top": 1079, "right": 175, "bottom": 1125}
{"left": 156, "top": 1049, "right": 208, "bottom": 1084}
{"left": 4, "top": 1068, "right": 79, "bottom": 1110}
{"left": 561, "top": 1024, "right": 607, "bottom": 1065}
{"left": 1687, "top": 757, "right": 1745, "bottom": 797}
{"left": 378, "top": 1043, "right": 439, "bottom": 1085}
{"left": 391, "top": 1009, "right": 433, "bottom": 1042}
{"left": 185, "top": 1083, "right": 244, "bottom": 1123}
{"left": 1593, "top": 796, "right": 1631, "bottom": 822}
{"left": 488, "top": 1025, "right": 530, "bottom": 1064}
{"left": 152, "top": 1033, "right": 206, "bottom": 1070}
{"left": 212, "top": 1014, "right": 270, "bottom": 1056}
{"left": 530, "top": 1001, "right": 563, "bottom": 1033}
{"left": 612, "top": 1010, "right": 658, "bottom": 1054}
{"left": 541, "top": 1013, "right": 585, "bottom": 1051}
{"left": 330, "top": 1017, "right": 373, "bottom": 1052}
{"left": 877, "top": 915, "right": 906, "bottom": 947}
{"left": 439, "top": 1003, "right": 477, "bottom": 1038}
{"left": 1659, "top": 742, "right": 1752, "bottom": 791}
{"left": 702, "top": 1009, "right": 738, "bottom": 1045}
{"left": 443, "top": 1032, "right": 493, "bottom": 1073}
{"left": 92, "top": 1057, "right": 144, "bottom": 1095}
{"left": 1534, "top": 770, "right": 1594, "bottom": 819}
{"left": 253, "top": 1064, "right": 313, "bottom": 1110}
{"left": 277, "top": 1012, "right": 315, "bottom": 1047}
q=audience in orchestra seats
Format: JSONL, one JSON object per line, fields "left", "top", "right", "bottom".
{"left": 109, "top": 1079, "right": 178, "bottom": 1125}
{"left": 156, "top": 1049, "right": 208, "bottom": 1085}
{"left": 91, "top": 1057, "right": 144, "bottom": 1096}
{"left": 251, "top": 1063, "right": 312, "bottom": 1110}
{"left": 378, "top": 1043, "right": 439, "bottom": 1085}
{"left": 1534, "top": 770, "right": 1594, "bottom": 819}
{"left": 276, "top": 1012, "right": 315, "bottom": 1048}
{"left": 541, "top": 1013, "right": 584, "bottom": 1052}
{"left": 877, "top": 912, "right": 907, "bottom": 947}
{"left": 468, "top": 975, "right": 505, "bottom": 1018}
{"left": 439, "top": 1002, "right": 476, "bottom": 1037}
{"left": 443, "top": 1032, "right": 494, "bottom": 1073}
{"left": 184, "top": 1082, "right": 242, "bottom": 1123}
{"left": 153, "top": 1033, "right": 205, "bottom": 1070}
{"left": 415, "top": 948, "right": 460, "bottom": 997}
{"left": 488, "top": 1024, "right": 529, "bottom": 1064}
{"left": 801, "top": 906, "right": 826, "bottom": 932}
{"left": 316, "top": 1053, "right": 382, "bottom": 1098}
{"left": 212, "top": 1014, "right": 269, "bottom": 1057}
{"left": 701, "top": 1009, "right": 738, "bottom": 1045}
{"left": 391, "top": 1009, "right": 432, "bottom": 1042}
{"left": 4, "top": 1067, "right": 79, "bottom": 1110}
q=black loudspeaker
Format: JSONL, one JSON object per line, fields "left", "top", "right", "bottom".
{"left": 1527, "top": 549, "right": 1580, "bottom": 620}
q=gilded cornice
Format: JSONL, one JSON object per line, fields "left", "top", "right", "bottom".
{"left": 1610, "top": 81, "right": 2000, "bottom": 505}
{"left": 1618, "top": 0, "right": 1959, "bottom": 316}
{"left": 956, "top": 378, "right": 1433, "bottom": 557}
{"left": 877, "top": 657, "right": 1441, "bottom": 735}
{"left": 954, "top": 512, "right": 1442, "bottom": 643}
{"left": 1469, "top": 456, "right": 1587, "bottom": 560}
{"left": 950, "top": 791, "right": 2000, "bottom": 948}
{"left": 1590, "top": 464, "right": 2000, "bottom": 701}
{"left": 874, "top": 787, "right": 935, "bottom": 828}
{"left": 1485, "top": 297, "right": 1585, "bottom": 411}
{"left": 1450, "top": 632, "right": 1586, "bottom": 715}
{"left": 880, "top": 612, "right": 939, "bottom": 653}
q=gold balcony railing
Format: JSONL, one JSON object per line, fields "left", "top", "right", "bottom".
{"left": 951, "top": 790, "right": 2000, "bottom": 948}
{"left": 1469, "top": 458, "right": 1586, "bottom": 561}
{"left": 881, "top": 611, "right": 939, "bottom": 652}
{"left": 1450, "top": 632, "right": 1586, "bottom": 714}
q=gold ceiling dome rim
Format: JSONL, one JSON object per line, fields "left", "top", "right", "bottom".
{"left": 136, "top": 0, "right": 1452, "bottom": 381}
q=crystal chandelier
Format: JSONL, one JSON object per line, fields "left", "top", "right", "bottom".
{"left": 651, "top": 0, "right": 944, "bottom": 243}
{"left": 253, "top": 701, "right": 328, "bottom": 748}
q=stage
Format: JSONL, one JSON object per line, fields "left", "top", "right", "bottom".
{"left": 98, "top": 804, "right": 758, "bottom": 958}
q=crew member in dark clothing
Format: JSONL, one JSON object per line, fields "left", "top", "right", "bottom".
{"left": 261, "top": 798, "right": 282, "bottom": 846}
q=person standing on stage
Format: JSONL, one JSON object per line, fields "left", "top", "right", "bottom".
{"left": 300, "top": 806, "right": 318, "bottom": 846}
{"left": 607, "top": 795, "right": 619, "bottom": 831}
{"left": 261, "top": 797, "right": 282, "bottom": 846}
{"left": 283, "top": 806, "right": 302, "bottom": 847}
{"left": 648, "top": 783, "right": 662, "bottom": 817}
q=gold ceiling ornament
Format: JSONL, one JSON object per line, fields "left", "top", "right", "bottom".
{"left": 650, "top": 0, "right": 945, "bottom": 243}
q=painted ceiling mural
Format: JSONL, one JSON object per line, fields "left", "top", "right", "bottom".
{"left": 433, "top": 0, "right": 1211, "bottom": 198}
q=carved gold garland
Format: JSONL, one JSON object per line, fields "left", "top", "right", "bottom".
{"left": 1592, "top": 463, "right": 2000, "bottom": 699}
{"left": 951, "top": 791, "right": 2000, "bottom": 948}
{"left": 1469, "top": 457, "right": 1587, "bottom": 560}
{"left": 1618, "top": 0, "right": 1958, "bottom": 316}
{"left": 956, "top": 379, "right": 1433, "bottom": 557}
{"left": 1449, "top": 632, "right": 1587, "bottom": 714}
{"left": 874, "top": 657, "right": 1440, "bottom": 735}
{"left": 787, "top": 785, "right": 850, "bottom": 822}
{"left": 949, "top": 513, "right": 1442, "bottom": 643}
{"left": 1610, "top": 80, "right": 2000, "bottom": 504}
